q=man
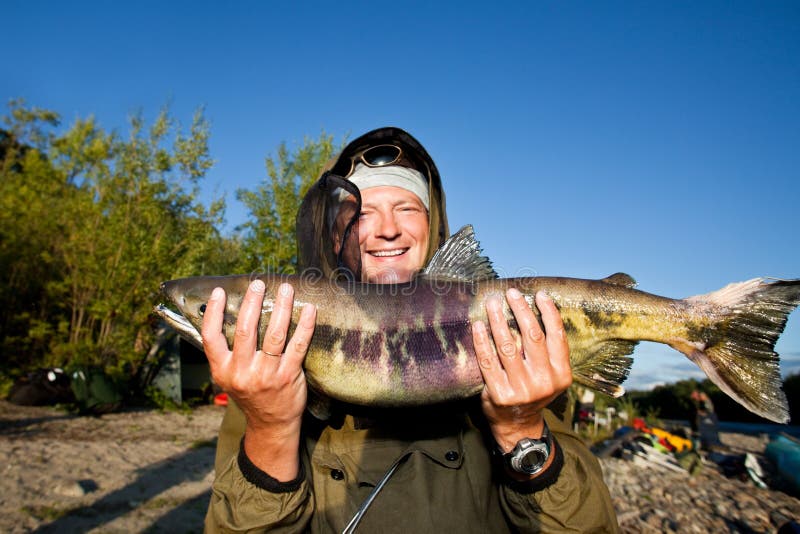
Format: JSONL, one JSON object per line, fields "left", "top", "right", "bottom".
{"left": 203, "top": 128, "right": 618, "bottom": 532}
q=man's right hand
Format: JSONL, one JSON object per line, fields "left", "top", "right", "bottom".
{"left": 201, "top": 279, "right": 316, "bottom": 481}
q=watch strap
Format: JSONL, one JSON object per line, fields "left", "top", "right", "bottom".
{"left": 501, "top": 422, "right": 552, "bottom": 474}
{"left": 503, "top": 434, "right": 564, "bottom": 494}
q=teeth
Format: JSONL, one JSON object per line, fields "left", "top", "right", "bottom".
{"left": 371, "top": 249, "right": 406, "bottom": 257}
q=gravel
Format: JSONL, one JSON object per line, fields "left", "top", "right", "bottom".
{"left": 2, "top": 400, "right": 798, "bottom": 533}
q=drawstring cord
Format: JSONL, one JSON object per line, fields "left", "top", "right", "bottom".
{"left": 341, "top": 452, "right": 412, "bottom": 534}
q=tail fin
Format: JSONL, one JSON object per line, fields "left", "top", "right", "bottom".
{"left": 674, "top": 278, "right": 800, "bottom": 424}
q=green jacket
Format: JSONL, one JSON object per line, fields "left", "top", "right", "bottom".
{"left": 205, "top": 401, "right": 619, "bottom": 532}
{"left": 205, "top": 128, "right": 618, "bottom": 532}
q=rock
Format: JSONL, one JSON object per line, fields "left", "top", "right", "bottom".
{"left": 3, "top": 402, "right": 800, "bottom": 534}
{"left": 597, "top": 433, "right": 800, "bottom": 532}
{"left": 615, "top": 510, "right": 639, "bottom": 525}
{"left": 55, "top": 481, "right": 88, "bottom": 497}
{"left": 53, "top": 478, "right": 98, "bottom": 498}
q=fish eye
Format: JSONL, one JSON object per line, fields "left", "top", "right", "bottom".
{"left": 199, "top": 303, "right": 207, "bottom": 316}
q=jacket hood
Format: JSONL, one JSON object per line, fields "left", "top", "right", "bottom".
{"left": 296, "top": 127, "right": 449, "bottom": 280}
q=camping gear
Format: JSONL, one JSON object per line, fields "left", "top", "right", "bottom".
{"left": 8, "top": 368, "right": 74, "bottom": 406}
{"left": 69, "top": 366, "right": 123, "bottom": 414}
{"left": 765, "top": 433, "right": 800, "bottom": 496}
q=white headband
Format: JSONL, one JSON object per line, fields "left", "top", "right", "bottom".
{"left": 329, "top": 164, "right": 430, "bottom": 229}
{"left": 344, "top": 164, "right": 429, "bottom": 209}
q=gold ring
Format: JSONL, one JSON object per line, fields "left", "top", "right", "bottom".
{"left": 263, "top": 350, "right": 282, "bottom": 357}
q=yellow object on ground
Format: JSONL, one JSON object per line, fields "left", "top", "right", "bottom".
{"left": 650, "top": 427, "right": 692, "bottom": 452}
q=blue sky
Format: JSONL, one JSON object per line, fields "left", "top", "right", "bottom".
{"left": 4, "top": 1, "right": 799, "bottom": 390}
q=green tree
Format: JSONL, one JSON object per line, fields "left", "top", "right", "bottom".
{"left": 627, "top": 379, "right": 702, "bottom": 421}
{"left": 783, "top": 372, "right": 800, "bottom": 425}
{"left": 0, "top": 100, "right": 235, "bottom": 388}
{"left": 236, "top": 132, "right": 342, "bottom": 273}
{"left": 0, "top": 101, "right": 69, "bottom": 372}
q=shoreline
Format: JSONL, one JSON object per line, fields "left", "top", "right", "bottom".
{"left": 2, "top": 401, "right": 799, "bottom": 532}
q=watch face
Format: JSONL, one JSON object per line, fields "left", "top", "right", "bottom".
{"left": 509, "top": 439, "right": 550, "bottom": 474}
{"left": 518, "top": 448, "right": 547, "bottom": 474}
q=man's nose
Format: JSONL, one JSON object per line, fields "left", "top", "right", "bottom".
{"left": 377, "top": 213, "right": 401, "bottom": 239}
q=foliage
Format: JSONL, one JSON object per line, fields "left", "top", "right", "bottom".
{"left": 235, "top": 132, "right": 342, "bottom": 273}
{"left": 1, "top": 99, "right": 348, "bottom": 402}
{"left": 570, "top": 385, "right": 643, "bottom": 443}
{"left": 785, "top": 373, "right": 800, "bottom": 424}
{"left": 627, "top": 374, "right": 800, "bottom": 425}
{"left": 0, "top": 99, "right": 236, "bottom": 389}
{"left": 613, "top": 394, "right": 639, "bottom": 424}
{"left": 626, "top": 379, "right": 701, "bottom": 421}
{"left": 143, "top": 385, "right": 190, "bottom": 412}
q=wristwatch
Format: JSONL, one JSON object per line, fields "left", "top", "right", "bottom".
{"left": 501, "top": 423, "right": 552, "bottom": 475}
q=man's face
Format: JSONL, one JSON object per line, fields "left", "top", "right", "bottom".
{"left": 335, "top": 186, "right": 429, "bottom": 283}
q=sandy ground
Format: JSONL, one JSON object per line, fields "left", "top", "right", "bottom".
{"left": 1, "top": 400, "right": 221, "bottom": 533}
{"left": 2, "top": 400, "right": 799, "bottom": 533}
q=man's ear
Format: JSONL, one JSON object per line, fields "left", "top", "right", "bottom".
{"left": 332, "top": 226, "right": 342, "bottom": 255}
{"left": 332, "top": 197, "right": 357, "bottom": 256}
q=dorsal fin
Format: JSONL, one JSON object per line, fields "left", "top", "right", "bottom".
{"left": 600, "top": 272, "right": 637, "bottom": 288}
{"left": 421, "top": 225, "right": 498, "bottom": 282}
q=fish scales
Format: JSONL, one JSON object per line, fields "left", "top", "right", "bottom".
{"left": 503, "top": 277, "right": 704, "bottom": 378}
{"left": 154, "top": 225, "right": 800, "bottom": 423}
{"left": 298, "top": 279, "right": 481, "bottom": 405}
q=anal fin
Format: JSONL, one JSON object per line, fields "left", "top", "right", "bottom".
{"left": 571, "top": 340, "right": 638, "bottom": 397}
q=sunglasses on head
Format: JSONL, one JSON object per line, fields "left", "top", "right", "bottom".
{"left": 341, "top": 144, "right": 422, "bottom": 177}
{"left": 359, "top": 144, "right": 403, "bottom": 167}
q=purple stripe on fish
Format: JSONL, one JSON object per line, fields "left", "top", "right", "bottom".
{"left": 360, "top": 331, "right": 384, "bottom": 363}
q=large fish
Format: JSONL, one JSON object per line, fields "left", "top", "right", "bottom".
{"left": 154, "top": 226, "right": 800, "bottom": 423}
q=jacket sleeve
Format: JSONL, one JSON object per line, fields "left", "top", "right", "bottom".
{"left": 497, "top": 410, "right": 620, "bottom": 533}
{"left": 204, "top": 400, "right": 314, "bottom": 533}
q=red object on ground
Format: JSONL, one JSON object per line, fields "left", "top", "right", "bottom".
{"left": 214, "top": 392, "right": 228, "bottom": 406}
{"left": 632, "top": 417, "right": 648, "bottom": 431}
{"left": 658, "top": 437, "right": 675, "bottom": 452}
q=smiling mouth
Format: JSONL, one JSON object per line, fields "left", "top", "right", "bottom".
{"left": 369, "top": 248, "right": 408, "bottom": 258}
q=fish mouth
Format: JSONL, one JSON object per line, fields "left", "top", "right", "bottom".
{"left": 160, "top": 281, "right": 186, "bottom": 307}
{"left": 368, "top": 248, "right": 409, "bottom": 258}
{"left": 153, "top": 304, "right": 204, "bottom": 350}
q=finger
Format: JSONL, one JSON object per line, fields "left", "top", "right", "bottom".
{"left": 282, "top": 303, "right": 316, "bottom": 370}
{"left": 472, "top": 320, "right": 507, "bottom": 398}
{"left": 262, "top": 282, "right": 294, "bottom": 356}
{"left": 536, "top": 291, "right": 572, "bottom": 380}
{"left": 485, "top": 293, "right": 523, "bottom": 373}
{"left": 201, "top": 287, "right": 231, "bottom": 366}
{"left": 233, "top": 279, "right": 267, "bottom": 359}
{"left": 508, "top": 288, "right": 547, "bottom": 367}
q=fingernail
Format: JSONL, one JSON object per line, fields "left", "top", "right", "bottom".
{"left": 250, "top": 279, "right": 265, "bottom": 293}
{"left": 508, "top": 288, "right": 522, "bottom": 300}
{"left": 211, "top": 287, "right": 224, "bottom": 300}
{"left": 473, "top": 321, "right": 486, "bottom": 335}
{"left": 280, "top": 283, "right": 292, "bottom": 297}
{"left": 536, "top": 290, "right": 550, "bottom": 302}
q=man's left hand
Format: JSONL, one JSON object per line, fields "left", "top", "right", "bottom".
{"left": 472, "top": 288, "right": 572, "bottom": 453}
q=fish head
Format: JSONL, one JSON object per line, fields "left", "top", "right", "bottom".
{"left": 155, "top": 274, "right": 257, "bottom": 350}
{"left": 159, "top": 276, "right": 233, "bottom": 332}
